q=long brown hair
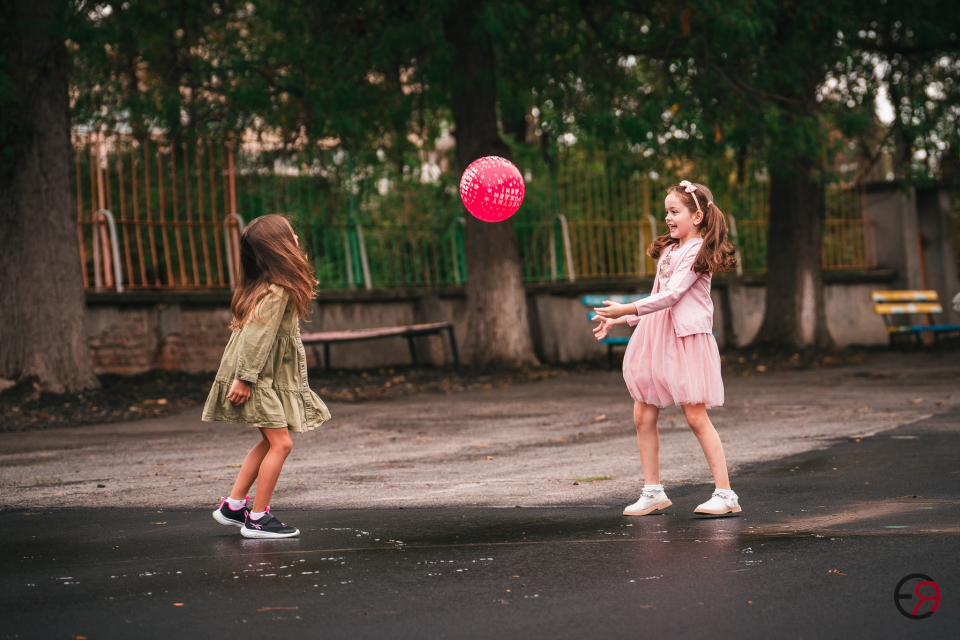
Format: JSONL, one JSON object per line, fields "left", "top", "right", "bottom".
{"left": 647, "top": 182, "right": 738, "bottom": 275}
{"left": 230, "top": 214, "right": 317, "bottom": 330}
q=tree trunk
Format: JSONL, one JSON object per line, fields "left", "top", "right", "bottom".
{"left": 442, "top": 2, "right": 539, "bottom": 367}
{"left": 755, "top": 156, "right": 832, "bottom": 348}
{"left": 0, "top": 0, "right": 99, "bottom": 392}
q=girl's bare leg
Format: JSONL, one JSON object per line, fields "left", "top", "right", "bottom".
{"left": 251, "top": 427, "right": 293, "bottom": 512}
{"left": 229, "top": 432, "right": 270, "bottom": 501}
{"left": 681, "top": 403, "right": 730, "bottom": 489}
{"left": 634, "top": 401, "right": 661, "bottom": 486}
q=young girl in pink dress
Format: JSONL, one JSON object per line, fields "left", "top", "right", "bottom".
{"left": 593, "top": 181, "right": 740, "bottom": 516}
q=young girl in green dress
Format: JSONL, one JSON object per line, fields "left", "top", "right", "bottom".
{"left": 203, "top": 214, "right": 330, "bottom": 539}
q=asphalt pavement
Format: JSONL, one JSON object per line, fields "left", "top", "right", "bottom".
{"left": 1, "top": 410, "right": 957, "bottom": 639}
{"left": 4, "top": 351, "right": 959, "bottom": 512}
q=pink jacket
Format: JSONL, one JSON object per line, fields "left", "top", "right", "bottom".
{"left": 626, "top": 238, "right": 714, "bottom": 337}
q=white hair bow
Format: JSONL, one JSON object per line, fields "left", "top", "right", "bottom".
{"left": 678, "top": 180, "right": 703, "bottom": 212}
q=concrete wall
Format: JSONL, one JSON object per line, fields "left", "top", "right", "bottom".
{"left": 863, "top": 183, "right": 923, "bottom": 290}
{"left": 916, "top": 186, "right": 960, "bottom": 325}
{"left": 84, "top": 275, "right": 895, "bottom": 375}
{"left": 824, "top": 283, "right": 889, "bottom": 346}
{"left": 724, "top": 285, "right": 766, "bottom": 347}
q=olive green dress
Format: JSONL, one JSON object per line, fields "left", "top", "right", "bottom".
{"left": 202, "top": 285, "right": 331, "bottom": 432}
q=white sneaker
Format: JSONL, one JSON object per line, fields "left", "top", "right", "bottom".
{"left": 694, "top": 490, "right": 741, "bottom": 515}
{"left": 623, "top": 490, "right": 672, "bottom": 516}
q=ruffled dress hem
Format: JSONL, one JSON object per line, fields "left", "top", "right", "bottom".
{"left": 201, "top": 379, "right": 331, "bottom": 433}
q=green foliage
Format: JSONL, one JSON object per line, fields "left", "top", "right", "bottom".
{"left": 63, "top": 0, "right": 960, "bottom": 200}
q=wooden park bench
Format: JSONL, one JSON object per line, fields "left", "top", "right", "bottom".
{"left": 582, "top": 294, "right": 648, "bottom": 368}
{"left": 871, "top": 290, "right": 960, "bottom": 347}
{"left": 301, "top": 322, "right": 461, "bottom": 371}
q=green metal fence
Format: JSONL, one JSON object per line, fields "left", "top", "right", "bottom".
{"left": 74, "top": 133, "right": 882, "bottom": 293}
{"left": 302, "top": 222, "right": 467, "bottom": 290}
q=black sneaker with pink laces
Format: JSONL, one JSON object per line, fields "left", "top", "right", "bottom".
{"left": 241, "top": 507, "right": 300, "bottom": 539}
{"left": 212, "top": 496, "right": 250, "bottom": 528}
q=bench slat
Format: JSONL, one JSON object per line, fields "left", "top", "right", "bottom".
{"left": 886, "top": 324, "right": 960, "bottom": 334}
{"left": 871, "top": 290, "right": 939, "bottom": 303}
{"left": 582, "top": 294, "right": 649, "bottom": 307}
{"left": 874, "top": 303, "right": 942, "bottom": 315}
{"left": 301, "top": 322, "right": 452, "bottom": 343}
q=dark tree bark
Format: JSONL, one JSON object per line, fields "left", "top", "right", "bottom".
{"left": 755, "top": 155, "right": 832, "bottom": 348}
{"left": 442, "top": 2, "right": 539, "bottom": 367}
{"left": 0, "top": 0, "right": 99, "bottom": 392}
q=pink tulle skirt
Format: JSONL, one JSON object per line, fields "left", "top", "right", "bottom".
{"left": 622, "top": 308, "right": 724, "bottom": 408}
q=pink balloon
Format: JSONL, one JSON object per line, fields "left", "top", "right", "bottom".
{"left": 459, "top": 156, "right": 525, "bottom": 222}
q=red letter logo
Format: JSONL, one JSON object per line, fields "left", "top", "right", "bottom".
{"left": 895, "top": 574, "right": 940, "bottom": 619}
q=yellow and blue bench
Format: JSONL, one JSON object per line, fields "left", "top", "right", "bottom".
{"left": 871, "top": 290, "right": 960, "bottom": 347}
{"left": 583, "top": 294, "right": 648, "bottom": 368}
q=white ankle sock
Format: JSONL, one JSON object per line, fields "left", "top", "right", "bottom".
{"left": 226, "top": 497, "right": 246, "bottom": 510}
{"left": 643, "top": 484, "right": 664, "bottom": 493}
{"left": 250, "top": 510, "right": 267, "bottom": 520}
{"left": 715, "top": 488, "right": 736, "bottom": 497}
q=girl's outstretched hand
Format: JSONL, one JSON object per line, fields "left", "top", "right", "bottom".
{"left": 593, "top": 300, "right": 635, "bottom": 319}
{"left": 592, "top": 315, "right": 616, "bottom": 340}
{"left": 227, "top": 378, "right": 251, "bottom": 405}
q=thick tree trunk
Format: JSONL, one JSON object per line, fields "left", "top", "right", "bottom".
{"left": 755, "top": 156, "right": 832, "bottom": 348}
{"left": 442, "top": 2, "right": 539, "bottom": 367}
{"left": 0, "top": 0, "right": 99, "bottom": 392}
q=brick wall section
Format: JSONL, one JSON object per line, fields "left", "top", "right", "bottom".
{"left": 85, "top": 307, "right": 158, "bottom": 374}
{"left": 178, "top": 308, "right": 234, "bottom": 373}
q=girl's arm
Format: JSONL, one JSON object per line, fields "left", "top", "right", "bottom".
{"left": 235, "top": 287, "right": 289, "bottom": 384}
{"left": 594, "top": 248, "right": 701, "bottom": 320}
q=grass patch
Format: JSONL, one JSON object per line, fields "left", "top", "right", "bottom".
{"left": 576, "top": 476, "right": 614, "bottom": 483}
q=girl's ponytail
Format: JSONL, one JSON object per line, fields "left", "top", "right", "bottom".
{"left": 696, "top": 200, "right": 738, "bottom": 275}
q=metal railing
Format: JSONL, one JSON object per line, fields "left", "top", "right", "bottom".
{"left": 77, "top": 214, "right": 879, "bottom": 292}
{"left": 301, "top": 222, "right": 465, "bottom": 290}
{"left": 733, "top": 219, "right": 877, "bottom": 273}
{"left": 823, "top": 218, "right": 877, "bottom": 271}
{"left": 91, "top": 209, "right": 123, "bottom": 292}
{"left": 75, "top": 131, "right": 241, "bottom": 290}
{"left": 73, "top": 132, "right": 881, "bottom": 292}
